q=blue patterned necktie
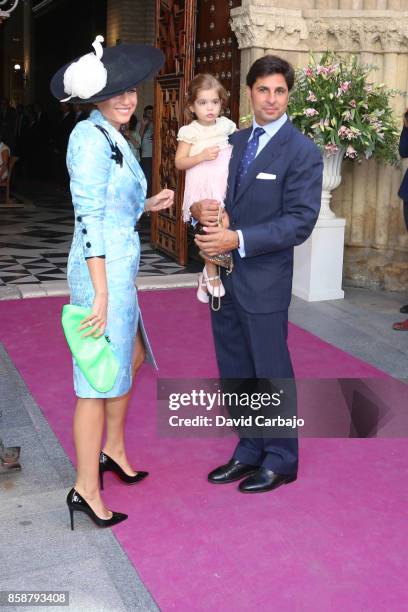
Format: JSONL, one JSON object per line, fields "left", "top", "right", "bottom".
{"left": 237, "top": 126, "right": 265, "bottom": 189}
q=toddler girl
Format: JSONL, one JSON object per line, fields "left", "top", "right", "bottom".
{"left": 175, "top": 73, "right": 236, "bottom": 308}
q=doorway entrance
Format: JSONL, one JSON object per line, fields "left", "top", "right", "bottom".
{"left": 151, "top": 0, "right": 241, "bottom": 265}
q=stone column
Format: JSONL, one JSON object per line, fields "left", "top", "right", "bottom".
{"left": 231, "top": 0, "right": 408, "bottom": 290}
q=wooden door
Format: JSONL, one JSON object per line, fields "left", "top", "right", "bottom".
{"left": 151, "top": 0, "right": 196, "bottom": 265}
{"left": 195, "top": 0, "right": 241, "bottom": 124}
{"left": 152, "top": 0, "right": 241, "bottom": 265}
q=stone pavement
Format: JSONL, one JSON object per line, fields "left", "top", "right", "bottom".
{"left": 0, "top": 274, "right": 197, "bottom": 301}
{"left": 289, "top": 287, "right": 408, "bottom": 379}
{"left": 0, "top": 190, "right": 201, "bottom": 288}
{"left": 0, "top": 343, "right": 158, "bottom": 612}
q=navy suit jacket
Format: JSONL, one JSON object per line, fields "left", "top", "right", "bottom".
{"left": 226, "top": 120, "right": 323, "bottom": 314}
{"left": 398, "top": 126, "right": 408, "bottom": 201}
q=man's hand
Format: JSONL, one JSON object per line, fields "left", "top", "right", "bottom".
{"left": 195, "top": 226, "right": 239, "bottom": 256}
{"left": 221, "top": 210, "right": 230, "bottom": 229}
{"left": 190, "top": 199, "right": 220, "bottom": 226}
{"left": 200, "top": 146, "right": 220, "bottom": 162}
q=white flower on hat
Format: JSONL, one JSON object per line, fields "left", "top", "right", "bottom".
{"left": 61, "top": 36, "right": 107, "bottom": 102}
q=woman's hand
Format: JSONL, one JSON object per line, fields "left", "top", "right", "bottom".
{"left": 79, "top": 292, "right": 108, "bottom": 338}
{"left": 145, "top": 189, "right": 174, "bottom": 212}
{"left": 200, "top": 146, "right": 220, "bottom": 162}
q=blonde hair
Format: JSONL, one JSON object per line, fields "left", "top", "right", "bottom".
{"left": 185, "top": 73, "right": 228, "bottom": 121}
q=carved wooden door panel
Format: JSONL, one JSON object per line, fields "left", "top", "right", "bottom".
{"left": 151, "top": 0, "right": 196, "bottom": 265}
{"left": 152, "top": 0, "right": 241, "bottom": 265}
{"left": 195, "top": 0, "right": 241, "bottom": 124}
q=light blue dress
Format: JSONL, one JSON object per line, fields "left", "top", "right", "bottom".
{"left": 66, "top": 109, "right": 156, "bottom": 398}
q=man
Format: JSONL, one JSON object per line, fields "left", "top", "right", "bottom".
{"left": 393, "top": 109, "right": 408, "bottom": 330}
{"left": 0, "top": 98, "right": 16, "bottom": 152}
{"left": 54, "top": 102, "right": 75, "bottom": 185}
{"left": 33, "top": 103, "right": 51, "bottom": 179}
{"left": 0, "top": 98, "right": 16, "bottom": 134}
{"left": 191, "top": 55, "right": 323, "bottom": 494}
{"left": 139, "top": 105, "right": 153, "bottom": 196}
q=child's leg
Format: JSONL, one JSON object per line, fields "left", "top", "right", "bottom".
{"left": 202, "top": 259, "right": 225, "bottom": 300}
{"left": 204, "top": 259, "right": 221, "bottom": 288}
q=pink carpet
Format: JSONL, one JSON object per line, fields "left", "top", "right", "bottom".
{"left": 0, "top": 291, "right": 407, "bottom": 611}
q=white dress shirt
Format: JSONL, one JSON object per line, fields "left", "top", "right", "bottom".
{"left": 236, "top": 113, "right": 288, "bottom": 258}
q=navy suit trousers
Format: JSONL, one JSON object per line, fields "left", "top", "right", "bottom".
{"left": 210, "top": 272, "right": 298, "bottom": 474}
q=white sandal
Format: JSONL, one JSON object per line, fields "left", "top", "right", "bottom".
{"left": 197, "top": 273, "right": 209, "bottom": 304}
{"left": 202, "top": 266, "right": 225, "bottom": 298}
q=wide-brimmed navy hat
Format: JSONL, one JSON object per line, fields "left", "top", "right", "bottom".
{"left": 50, "top": 37, "right": 164, "bottom": 104}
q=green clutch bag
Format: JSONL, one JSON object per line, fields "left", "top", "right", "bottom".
{"left": 61, "top": 304, "right": 119, "bottom": 393}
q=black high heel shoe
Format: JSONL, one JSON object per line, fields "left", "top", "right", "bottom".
{"left": 99, "top": 451, "right": 148, "bottom": 490}
{"left": 66, "top": 488, "right": 128, "bottom": 530}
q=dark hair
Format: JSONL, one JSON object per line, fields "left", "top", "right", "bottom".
{"left": 185, "top": 73, "right": 228, "bottom": 121}
{"left": 0, "top": 129, "right": 12, "bottom": 148}
{"left": 129, "top": 114, "right": 138, "bottom": 130}
{"left": 246, "top": 55, "right": 295, "bottom": 91}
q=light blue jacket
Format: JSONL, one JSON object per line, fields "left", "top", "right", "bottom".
{"left": 67, "top": 109, "right": 147, "bottom": 262}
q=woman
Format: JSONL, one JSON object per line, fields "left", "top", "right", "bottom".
{"left": 51, "top": 37, "right": 173, "bottom": 528}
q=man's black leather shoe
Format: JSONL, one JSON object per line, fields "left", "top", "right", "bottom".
{"left": 400, "top": 304, "right": 408, "bottom": 314}
{"left": 208, "top": 458, "right": 258, "bottom": 484}
{"left": 238, "top": 468, "right": 297, "bottom": 493}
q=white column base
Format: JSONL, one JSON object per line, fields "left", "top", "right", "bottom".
{"left": 293, "top": 217, "right": 346, "bottom": 302}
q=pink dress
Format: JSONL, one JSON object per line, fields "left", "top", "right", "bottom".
{"left": 177, "top": 117, "right": 236, "bottom": 221}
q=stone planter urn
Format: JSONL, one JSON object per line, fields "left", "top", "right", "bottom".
{"left": 320, "top": 147, "right": 346, "bottom": 220}
{"left": 292, "top": 146, "right": 346, "bottom": 301}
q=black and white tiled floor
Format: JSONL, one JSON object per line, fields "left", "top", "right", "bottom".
{"left": 0, "top": 195, "right": 200, "bottom": 286}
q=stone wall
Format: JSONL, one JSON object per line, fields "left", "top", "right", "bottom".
{"left": 231, "top": 0, "right": 408, "bottom": 290}
{"left": 106, "top": 0, "right": 155, "bottom": 116}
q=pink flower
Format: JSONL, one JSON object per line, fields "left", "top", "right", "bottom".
{"left": 346, "top": 145, "right": 358, "bottom": 159}
{"left": 338, "top": 125, "right": 354, "bottom": 140}
{"left": 304, "top": 108, "right": 319, "bottom": 117}
{"left": 303, "top": 67, "right": 314, "bottom": 78}
{"left": 364, "top": 85, "right": 373, "bottom": 93}
{"left": 316, "top": 64, "right": 337, "bottom": 76}
{"left": 327, "top": 64, "right": 340, "bottom": 75}
{"left": 350, "top": 100, "right": 357, "bottom": 108}
{"left": 307, "top": 90, "right": 317, "bottom": 102}
{"left": 324, "top": 143, "right": 340, "bottom": 155}
{"left": 340, "top": 81, "right": 351, "bottom": 92}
